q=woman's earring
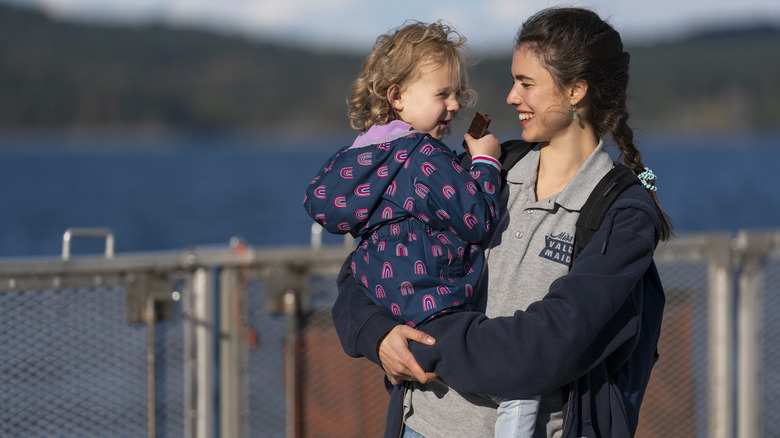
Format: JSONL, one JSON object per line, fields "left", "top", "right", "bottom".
{"left": 572, "top": 105, "right": 578, "bottom": 120}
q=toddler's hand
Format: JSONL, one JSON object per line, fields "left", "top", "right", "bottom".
{"left": 464, "top": 132, "right": 501, "bottom": 160}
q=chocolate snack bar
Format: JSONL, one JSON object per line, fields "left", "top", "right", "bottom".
{"left": 462, "top": 111, "right": 491, "bottom": 149}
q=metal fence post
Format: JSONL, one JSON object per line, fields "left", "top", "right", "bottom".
{"left": 736, "top": 232, "right": 774, "bottom": 438}
{"left": 184, "top": 267, "right": 216, "bottom": 438}
{"left": 284, "top": 290, "right": 300, "bottom": 438}
{"left": 219, "top": 267, "right": 250, "bottom": 438}
{"left": 706, "top": 234, "right": 736, "bottom": 438}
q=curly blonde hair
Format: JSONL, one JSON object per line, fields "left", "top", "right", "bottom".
{"left": 347, "top": 21, "right": 476, "bottom": 132}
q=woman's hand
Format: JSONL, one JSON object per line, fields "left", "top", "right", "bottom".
{"left": 379, "top": 325, "right": 438, "bottom": 385}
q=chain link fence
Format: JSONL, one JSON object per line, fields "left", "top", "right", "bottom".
{"left": 1, "top": 231, "right": 778, "bottom": 437}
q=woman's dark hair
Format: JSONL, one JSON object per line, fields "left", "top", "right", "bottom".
{"left": 516, "top": 7, "right": 673, "bottom": 240}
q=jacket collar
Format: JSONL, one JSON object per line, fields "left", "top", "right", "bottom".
{"left": 506, "top": 140, "right": 613, "bottom": 212}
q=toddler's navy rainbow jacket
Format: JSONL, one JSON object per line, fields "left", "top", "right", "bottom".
{"left": 303, "top": 120, "right": 501, "bottom": 327}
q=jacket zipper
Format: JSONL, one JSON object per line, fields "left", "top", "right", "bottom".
{"left": 563, "top": 382, "right": 573, "bottom": 437}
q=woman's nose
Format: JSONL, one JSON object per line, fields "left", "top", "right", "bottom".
{"left": 507, "top": 85, "right": 521, "bottom": 106}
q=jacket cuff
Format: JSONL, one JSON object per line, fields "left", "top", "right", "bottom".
{"left": 354, "top": 308, "right": 402, "bottom": 366}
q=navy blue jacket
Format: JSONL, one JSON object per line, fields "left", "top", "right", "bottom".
{"left": 332, "top": 180, "right": 666, "bottom": 437}
{"left": 304, "top": 127, "right": 500, "bottom": 326}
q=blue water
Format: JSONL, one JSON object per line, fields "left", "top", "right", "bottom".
{"left": 0, "top": 130, "right": 778, "bottom": 258}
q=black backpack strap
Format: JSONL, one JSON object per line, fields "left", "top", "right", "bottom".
{"left": 459, "top": 140, "right": 536, "bottom": 177}
{"left": 571, "top": 164, "right": 639, "bottom": 264}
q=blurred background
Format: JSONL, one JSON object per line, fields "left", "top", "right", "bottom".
{"left": 1, "top": 1, "right": 779, "bottom": 438}
{"left": 0, "top": 0, "right": 778, "bottom": 257}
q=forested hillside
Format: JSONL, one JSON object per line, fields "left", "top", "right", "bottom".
{"left": 1, "top": 2, "right": 778, "bottom": 134}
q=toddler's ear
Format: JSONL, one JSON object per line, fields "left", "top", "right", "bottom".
{"left": 387, "top": 84, "right": 404, "bottom": 111}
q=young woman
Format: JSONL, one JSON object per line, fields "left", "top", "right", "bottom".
{"left": 332, "top": 7, "right": 673, "bottom": 438}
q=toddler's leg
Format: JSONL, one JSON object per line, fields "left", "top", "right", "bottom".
{"left": 493, "top": 396, "right": 540, "bottom": 438}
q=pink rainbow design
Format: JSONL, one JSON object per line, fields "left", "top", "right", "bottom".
{"left": 313, "top": 185, "right": 327, "bottom": 199}
{"left": 340, "top": 167, "right": 354, "bottom": 179}
{"left": 381, "top": 262, "right": 393, "bottom": 279}
{"left": 354, "top": 183, "right": 371, "bottom": 197}
{"left": 357, "top": 152, "right": 372, "bottom": 165}
{"left": 376, "top": 165, "right": 389, "bottom": 177}
{"left": 465, "top": 180, "right": 478, "bottom": 195}
{"left": 431, "top": 245, "right": 443, "bottom": 257}
{"left": 390, "top": 302, "right": 402, "bottom": 316}
{"left": 377, "top": 241, "right": 386, "bottom": 251}
{"left": 406, "top": 320, "right": 417, "bottom": 328}
{"left": 458, "top": 247, "right": 466, "bottom": 258}
{"left": 333, "top": 196, "right": 347, "bottom": 208}
{"left": 355, "top": 209, "right": 368, "bottom": 220}
{"left": 470, "top": 169, "right": 481, "bottom": 179}
{"left": 442, "top": 184, "right": 456, "bottom": 199}
{"left": 363, "top": 251, "right": 369, "bottom": 264}
{"left": 416, "top": 213, "right": 430, "bottom": 223}
{"left": 464, "top": 262, "right": 473, "bottom": 274}
{"left": 375, "top": 285, "right": 386, "bottom": 298}
{"left": 437, "top": 285, "right": 451, "bottom": 295}
{"left": 422, "top": 294, "right": 436, "bottom": 311}
{"left": 466, "top": 284, "right": 473, "bottom": 297}
{"left": 484, "top": 181, "right": 496, "bottom": 194}
{"left": 414, "top": 184, "right": 430, "bottom": 198}
{"left": 350, "top": 260, "right": 357, "bottom": 272}
{"left": 451, "top": 160, "right": 464, "bottom": 173}
{"left": 360, "top": 275, "right": 368, "bottom": 288}
{"left": 420, "top": 143, "right": 435, "bottom": 156}
{"left": 310, "top": 175, "right": 320, "bottom": 184}
{"left": 337, "top": 222, "right": 350, "bottom": 231}
{"left": 382, "top": 206, "right": 394, "bottom": 219}
{"left": 403, "top": 197, "right": 415, "bottom": 211}
{"left": 400, "top": 281, "right": 414, "bottom": 296}
{"left": 394, "top": 149, "right": 408, "bottom": 163}
{"left": 437, "top": 234, "right": 451, "bottom": 245}
{"left": 463, "top": 213, "right": 478, "bottom": 229}
{"left": 396, "top": 244, "right": 408, "bottom": 256}
{"left": 385, "top": 181, "right": 397, "bottom": 196}
{"left": 414, "top": 261, "right": 427, "bottom": 274}
{"left": 391, "top": 224, "right": 400, "bottom": 235}
{"left": 420, "top": 162, "right": 436, "bottom": 177}
{"left": 436, "top": 210, "right": 450, "bottom": 220}
{"left": 377, "top": 142, "right": 392, "bottom": 150}
{"left": 314, "top": 213, "right": 326, "bottom": 222}
{"left": 407, "top": 232, "right": 418, "bottom": 241}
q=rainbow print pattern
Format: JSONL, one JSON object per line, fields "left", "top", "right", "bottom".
{"left": 303, "top": 123, "right": 501, "bottom": 325}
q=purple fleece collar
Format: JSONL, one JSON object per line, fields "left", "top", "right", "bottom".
{"left": 349, "top": 120, "right": 414, "bottom": 149}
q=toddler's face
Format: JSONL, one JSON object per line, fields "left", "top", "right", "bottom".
{"left": 392, "top": 61, "right": 461, "bottom": 140}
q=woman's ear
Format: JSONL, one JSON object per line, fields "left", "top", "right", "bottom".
{"left": 569, "top": 79, "right": 588, "bottom": 106}
{"left": 388, "top": 84, "right": 404, "bottom": 111}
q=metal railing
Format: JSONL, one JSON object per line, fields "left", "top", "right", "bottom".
{"left": 1, "top": 228, "right": 778, "bottom": 437}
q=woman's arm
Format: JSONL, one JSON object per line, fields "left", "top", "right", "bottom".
{"left": 409, "top": 202, "right": 660, "bottom": 399}
{"left": 331, "top": 254, "right": 437, "bottom": 383}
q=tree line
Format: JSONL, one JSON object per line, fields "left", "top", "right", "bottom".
{"left": 1, "top": 2, "right": 778, "bottom": 134}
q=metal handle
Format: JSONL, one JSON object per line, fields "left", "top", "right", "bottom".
{"left": 62, "top": 227, "right": 115, "bottom": 260}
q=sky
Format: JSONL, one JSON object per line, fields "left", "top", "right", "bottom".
{"left": 7, "top": 0, "right": 780, "bottom": 52}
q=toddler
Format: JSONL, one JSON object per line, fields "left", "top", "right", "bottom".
{"left": 303, "top": 21, "right": 538, "bottom": 437}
